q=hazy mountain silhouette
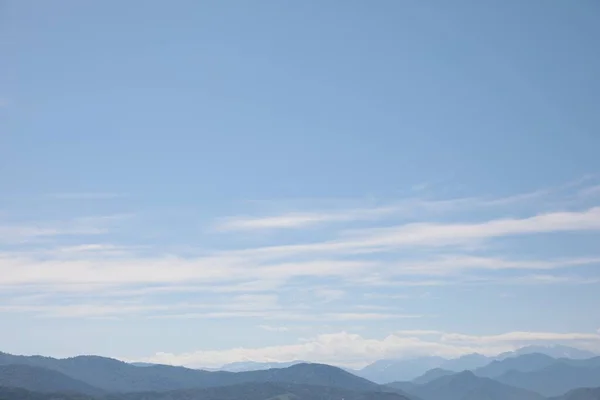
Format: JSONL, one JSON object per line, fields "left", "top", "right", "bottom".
{"left": 354, "top": 346, "right": 596, "bottom": 384}
{"left": 217, "top": 360, "right": 307, "bottom": 372}
{"left": 559, "top": 357, "right": 600, "bottom": 368}
{"left": 495, "top": 363, "right": 600, "bottom": 397}
{"left": 0, "top": 386, "right": 93, "bottom": 400}
{"left": 474, "top": 353, "right": 558, "bottom": 378}
{"left": 440, "top": 354, "right": 491, "bottom": 371}
{"left": 412, "top": 368, "right": 454, "bottom": 384}
{"left": 0, "top": 383, "right": 412, "bottom": 400}
{"left": 233, "top": 363, "right": 384, "bottom": 391}
{"left": 385, "top": 382, "right": 419, "bottom": 396}
{"left": 550, "top": 387, "right": 600, "bottom": 400}
{"left": 357, "top": 357, "right": 447, "bottom": 383}
{"left": 129, "top": 363, "right": 159, "bottom": 367}
{"left": 498, "top": 346, "right": 597, "bottom": 360}
{"left": 0, "top": 352, "right": 383, "bottom": 393}
{"left": 106, "top": 382, "right": 412, "bottom": 400}
{"left": 388, "top": 370, "right": 543, "bottom": 400}
{"left": 1, "top": 352, "right": 205, "bottom": 392}
{"left": 3, "top": 348, "right": 600, "bottom": 400}
{"left": 0, "top": 364, "right": 103, "bottom": 396}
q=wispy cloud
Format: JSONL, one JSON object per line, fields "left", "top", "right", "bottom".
{"left": 0, "top": 293, "right": 282, "bottom": 319}
{"left": 438, "top": 331, "right": 600, "bottom": 344}
{"left": 475, "top": 274, "right": 600, "bottom": 286}
{"left": 258, "top": 325, "right": 290, "bottom": 332}
{"left": 213, "top": 178, "right": 599, "bottom": 232}
{"left": 214, "top": 207, "right": 400, "bottom": 231}
{"left": 1, "top": 208, "right": 599, "bottom": 298}
{"left": 0, "top": 214, "right": 131, "bottom": 243}
{"left": 226, "top": 207, "right": 600, "bottom": 261}
{"left": 363, "top": 293, "right": 411, "bottom": 299}
{"left": 2, "top": 178, "right": 600, "bottom": 329}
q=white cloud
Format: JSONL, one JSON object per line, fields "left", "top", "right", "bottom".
{"left": 0, "top": 291, "right": 285, "bottom": 319}
{"left": 363, "top": 293, "right": 411, "bottom": 299}
{"left": 146, "top": 311, "right": 421, "bottom": 322}
{"left": 57, "top": 244, "right": 120, "bottom": 253}
{"left": 0, "top": 214, "right": 131, "bottom": 243}
{"left": 0, "top": 288, "right": 422, "bottom": 320}
{"left": 213, "top": 180, "right": 599, "bottom": 233}
{"left": 0, "top": 249, "right": 597, "bottom": 302}
{"left": 325, "top": 312, "right": 421, "bottom": 321}
{"left": 213, "top": 191, "right": 533, "bottom": 233}
{"left": 214, "top": 207, "right": 401, "bottom": 232}
{"left": 2, "top": 181, "right": 600, "bottom": 327}
{"left": 395, "top": 330, "right": 443, "bottom": 336}
{"left": 385, "top": 255, "right": 600, "bottom": 277}
{"left": 228, "top": 207, "right": 600, "bottom": 260}
{"left": 0, "top": 256, "right": 372, "bottom": 287}
{"left": 216, "top": 213, "right": 335, "bottom": 231}
{"left": 439, "top": 331, "right": 600, "bottom": 344}
{"left": 136, "top": 329, "right": 600, "bottom": 368}
{"left": 258, "top": 325, "right": 290, "bottom": 332}
{"left": 1, "top": 248, "right": 596, "bottom": 298}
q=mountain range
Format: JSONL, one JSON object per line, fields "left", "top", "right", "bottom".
{"left": 0, "top": 352, "right": 381, "bottom": 394}
{"left": 216, "top": 360, "right": 307, "bottom": 372}
{"left": 551, "top": 387, "right": 600, "bottom": 400}
{"left": 123, "top": 345, "right": 596, "bottom": 384}
{"left": 388, "top": 370, "right": 545, "bottom": 400}
{"left": 0, "top": 384, "right": 409, "bottom": 400}
{"left": 384, "top": 353, "right": 600, "bottom": 399}
{"left": 353, "top": 345, "right": 598, "bottom": 383}
{"left": 0, "top": 364, "right": 104, "bottom": 396}
{"left": 1, "top": 347, "right": 600, "bottom": 400}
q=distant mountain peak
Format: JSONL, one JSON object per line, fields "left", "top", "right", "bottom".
{"left": 219, "top": 360, "right": 308, "bottom": 372}
{"left": 499, "top": 345, "right": 597, "bottom": 360}
{"left": 454, "top": 369, "right": 476, "bottom": 377}
{"left": 412, "top": 368, "right": 454, "bottom": 384}
{"left": 443, "top": 369, "right": 478, "bottom": 384}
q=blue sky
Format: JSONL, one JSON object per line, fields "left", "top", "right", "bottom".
{"left": 1, "top": 0, "right": 600, "bottom": 368}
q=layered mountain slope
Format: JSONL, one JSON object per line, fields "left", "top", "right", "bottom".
{"left": 0, "top": 364, "right": 103, "bottom": 395}
{"left": 388, "top": 370, "right": 543, "bottom": 400}
{"left": 495, "top": 363, "right": 600, "bottom": 397}
{"left": 0, "top": 352, "right": 383, "bottom": 394}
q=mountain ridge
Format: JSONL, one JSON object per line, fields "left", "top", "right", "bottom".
{"left": 495, "top": 363, "right": 600, "bottom": 397}
{"left": 0, "top": 383, "right": 412, "bottom": 400}
{"left": 0, "top": 351, "right": 384, "bottom": 394}
{"left": 0, "top": 364, "right": 104, "bottom": 396}
{"left": 388, "top": 370, "right": 544, "bottom": 400}
{"left": 355, "top": 346, "right": 598, "bottom": 383}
